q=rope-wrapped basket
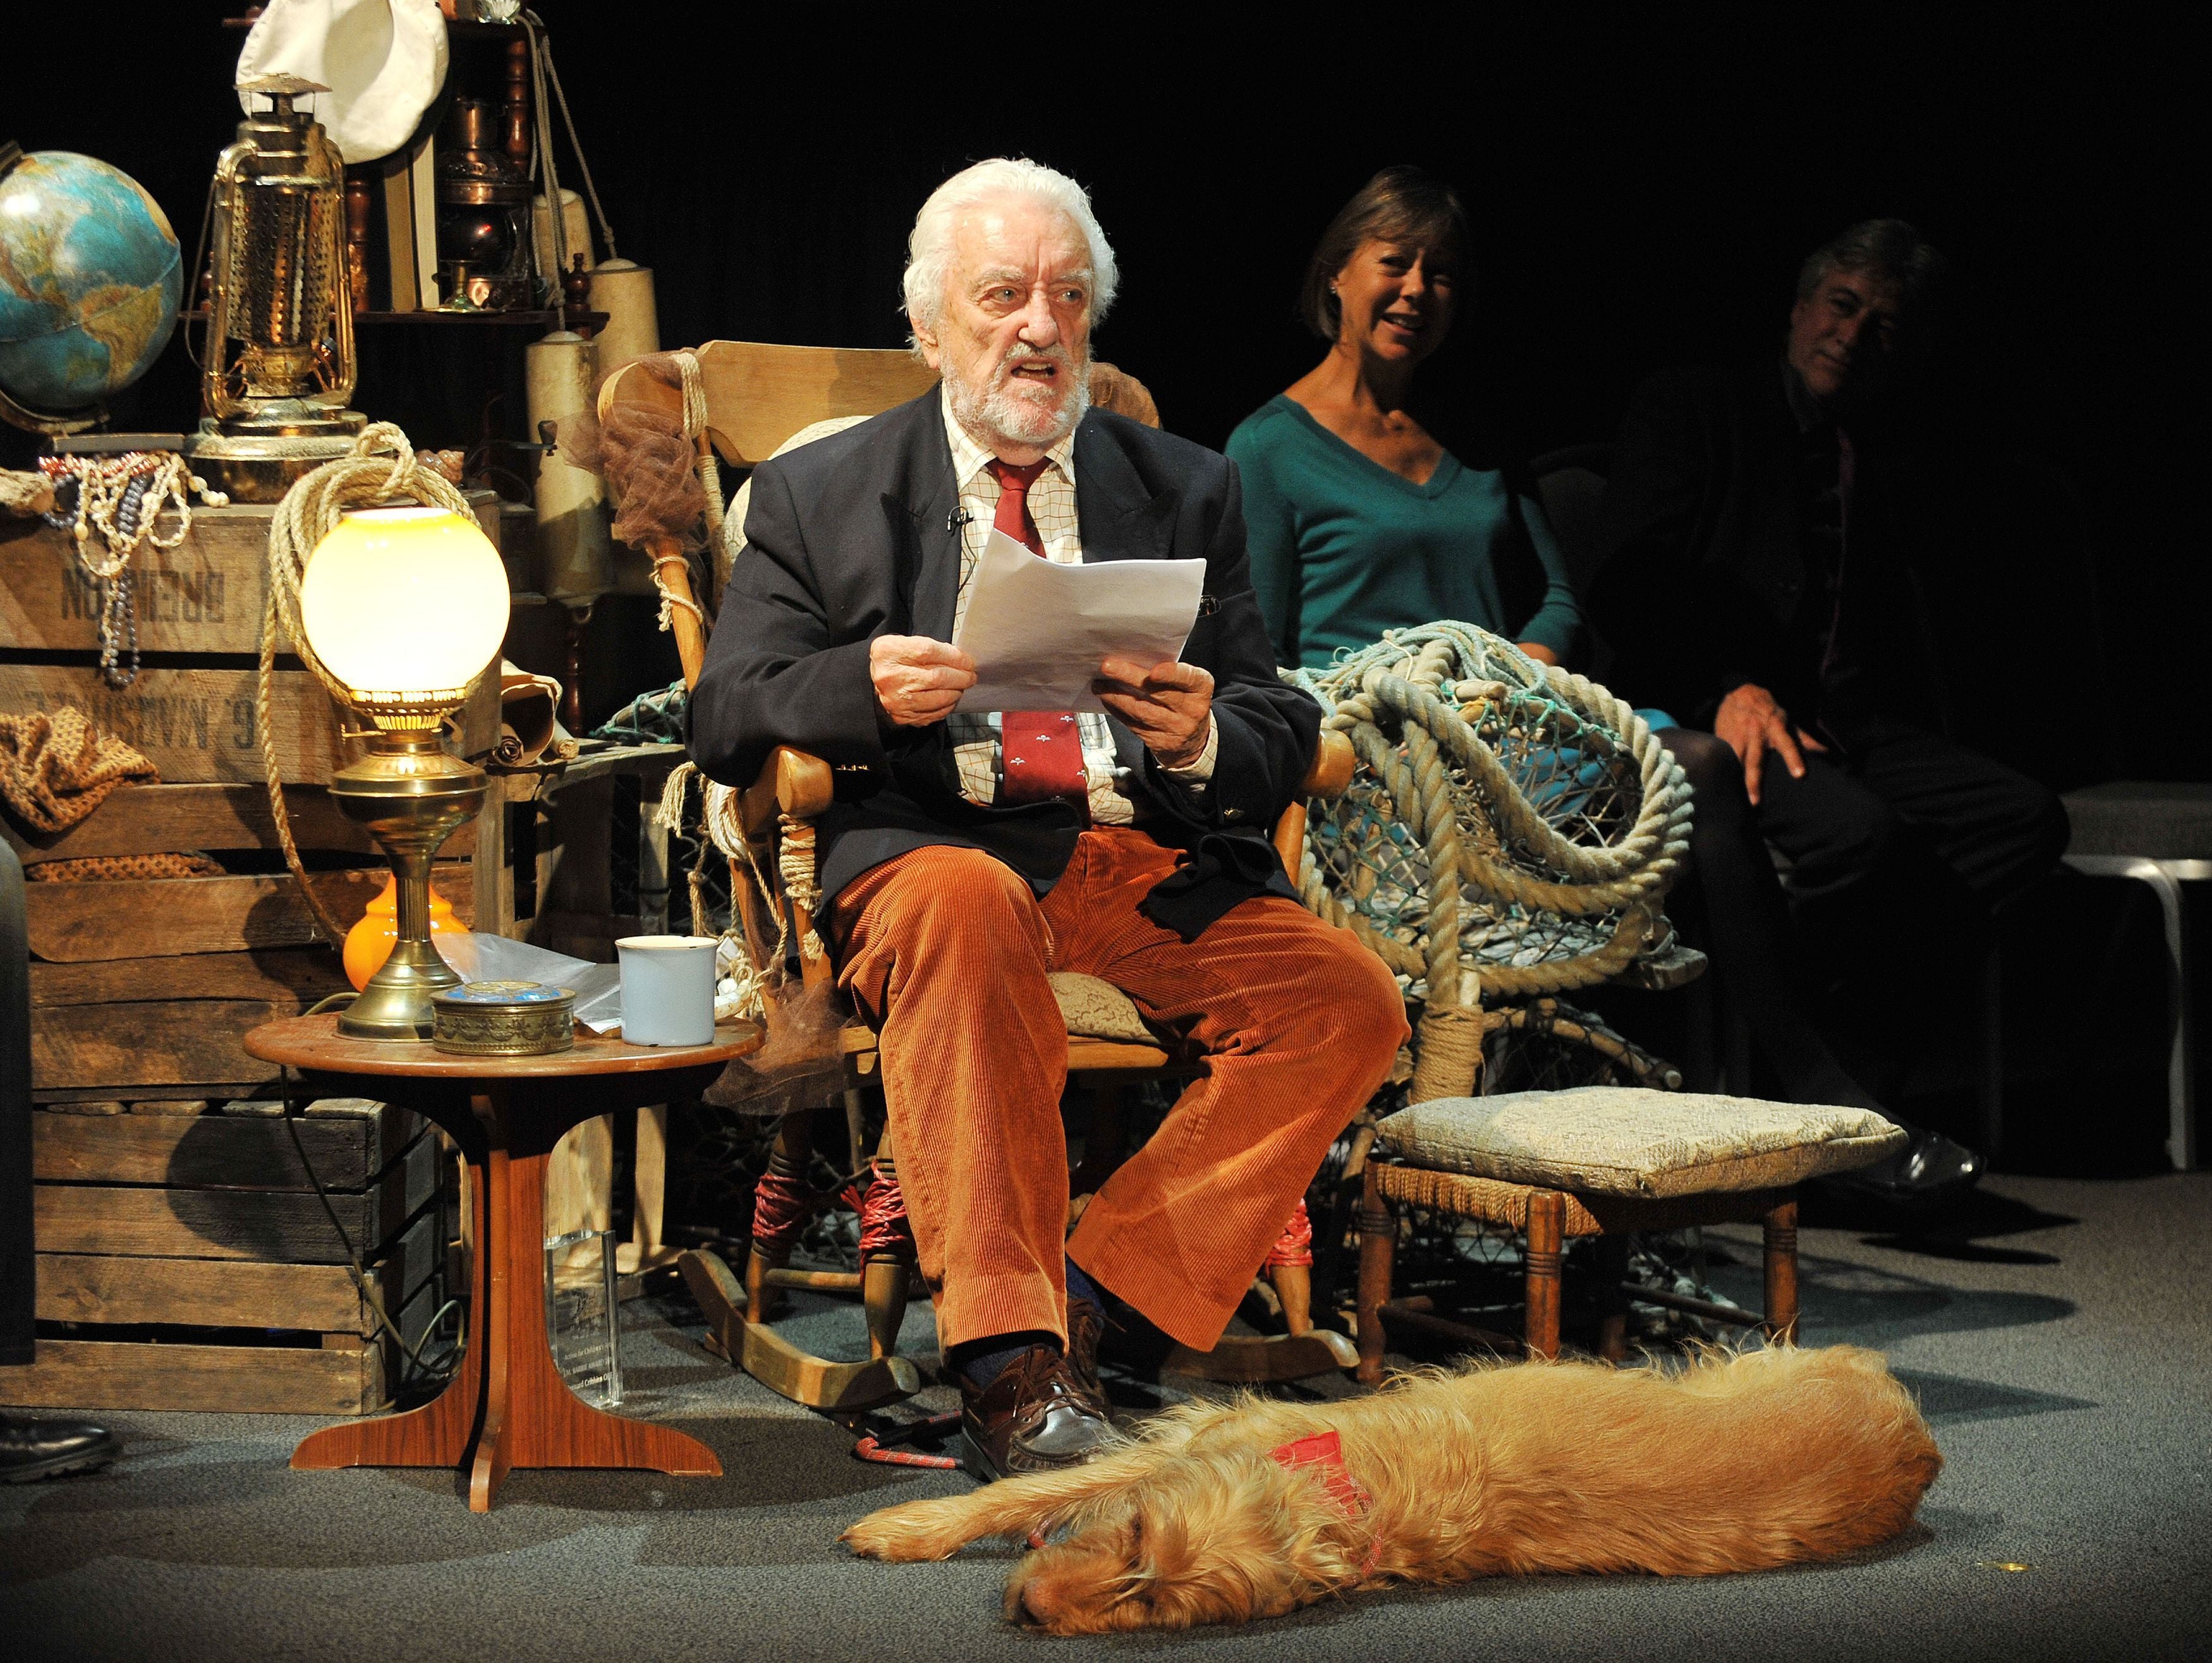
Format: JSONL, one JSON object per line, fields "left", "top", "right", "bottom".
{"left": 1292, "top": 623, "right": 1695, "bottom": 1102}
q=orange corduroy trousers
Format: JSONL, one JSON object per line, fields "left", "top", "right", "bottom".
{"left": 828, "top": 826, "right": 1409, "bottom": 1352}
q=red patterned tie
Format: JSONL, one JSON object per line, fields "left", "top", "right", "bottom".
{"left": 987, "top": 457, "right": 1088, "bottom": 816}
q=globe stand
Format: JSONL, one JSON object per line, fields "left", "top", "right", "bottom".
{"left": 0, "top": 381, "right": 104, "bottom": 440}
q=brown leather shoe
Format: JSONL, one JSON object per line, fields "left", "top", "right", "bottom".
{"left": 1065, "top": 1295, "right": 1107, "bottom": 1405}
{"left": 959, "top": 1343, "right": 1114, "bottom": 1483}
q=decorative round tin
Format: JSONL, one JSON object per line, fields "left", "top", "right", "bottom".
{"left": 430, "top": 980, "right": 576, "bottom": 1056}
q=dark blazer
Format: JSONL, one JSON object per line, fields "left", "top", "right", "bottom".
{"left": 1584, "top": 361, "right": 1929, "bottom": 730}
{"left": 686, "top": 391, "right": 1322, "bottom": 941}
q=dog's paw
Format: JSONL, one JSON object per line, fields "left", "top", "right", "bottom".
{"left": 842, "top": 1497, "right": 975, "bottom": 1562}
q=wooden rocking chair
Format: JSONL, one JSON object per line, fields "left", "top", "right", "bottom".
{"left": 599, "top": 342, "right": 1361, "bottom": 1412}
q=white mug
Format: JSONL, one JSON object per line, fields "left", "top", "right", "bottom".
{"left": 614, "top": 934, "right": 719, "bottom": 1046}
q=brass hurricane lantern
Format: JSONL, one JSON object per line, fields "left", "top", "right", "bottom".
{"left": 186, "top": 73, "right": 367, "bottom": 503}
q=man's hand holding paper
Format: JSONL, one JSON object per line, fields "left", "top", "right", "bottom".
{"left": 1093, "top": 655, "right": 1213, "bottom": 769}
{"left": 950, "top": 528, "right": 1208, "bottom": 718}
{"left": 870, "top": 634, "right": 977, "bottom": 728}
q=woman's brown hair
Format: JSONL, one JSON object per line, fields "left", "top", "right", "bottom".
{"left": 1299, "top": 166, "right": 1473, "bottom": 341}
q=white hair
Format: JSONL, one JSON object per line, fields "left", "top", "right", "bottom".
{"left": 901, "top": 158, "right": 1119, "bottom": 348}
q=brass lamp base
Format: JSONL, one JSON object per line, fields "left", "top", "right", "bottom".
{"left": 185, "top": 408, "right": 370, "bottom": 504}
{"left": 329, "top": 731, "right": 487, "bottom": 1040}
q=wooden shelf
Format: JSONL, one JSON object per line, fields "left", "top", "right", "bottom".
{"left": 356, "top": 309, "right": 570, "bottom": 329}
{"left": 179, "top": 308, "right": 573, "bottom": 329}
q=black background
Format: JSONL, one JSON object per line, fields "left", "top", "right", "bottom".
{"left": 6, "top": 4, "right": 2198, "bottom": 777}
{"left": 3, "top": 8, "right": 2203, "bottom": 1159}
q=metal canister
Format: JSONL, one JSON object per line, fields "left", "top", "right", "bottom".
{"left": 430, "top": 979, "right": 576, "bottom": 1056}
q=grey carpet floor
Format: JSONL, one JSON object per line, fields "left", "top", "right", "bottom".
{"left": 4, "top": 1172, "right": 2208, "bottom": 1663}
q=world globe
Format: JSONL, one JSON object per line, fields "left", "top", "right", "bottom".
{"left": 0, "top": 147, "right": 183, "bottom": 420}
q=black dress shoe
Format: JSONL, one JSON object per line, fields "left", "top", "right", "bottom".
{"left": 960, "top": 1343, "right": 1115, "bottom": 1483}
{"left": 1825, "top": 1124, "right": 1984, "bottom": 1207}
{"left": 0, "top": 1413, "right": 119, "bottom": 1482}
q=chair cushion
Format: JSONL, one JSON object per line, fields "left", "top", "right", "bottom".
{"left": 720, "top": 415, "right": 873, "bottom": 596}
{"left": 1377, "top": 1087, "right": 1905, "bottom": 1199}
{"left": 1050, "top": 972, "right": 1153, "bottom": 1043}
{"left": 2062, "top": 782, "right": 2212, "bottom": 859}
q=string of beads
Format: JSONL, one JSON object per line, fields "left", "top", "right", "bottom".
{"left": 39, "top": 451, "right": 229, "bottom": 688}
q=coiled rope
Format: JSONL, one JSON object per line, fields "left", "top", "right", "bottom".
{"left": 1296, "top": 623, "right": 1693, "bottom": 1102}
{"left": 641, "top": 350, "right": 719, "bottom": 641}
{"left": 646, "top": 761, "right": 787, "bottom": 1022}
{"left": 261, "top": 423, "right": 478, "bottom": 944}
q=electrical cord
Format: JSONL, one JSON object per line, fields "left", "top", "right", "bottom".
{"left": 286, "top": 990, "right": 462, "bottom": 1389}
{"left": 522, "top": 9, "right": 619, "bottom": 262}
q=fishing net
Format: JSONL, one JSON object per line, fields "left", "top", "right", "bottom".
{"left": 1293, "top": 622, "right": 1695, "bottom": 1102}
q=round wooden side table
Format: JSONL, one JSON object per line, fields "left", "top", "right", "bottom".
{"left": 245, "top": 1013, "right": 762, "bottom": 1512}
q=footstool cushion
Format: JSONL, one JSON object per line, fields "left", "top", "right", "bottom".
{"left": 1377, "top": 1087, "right": 1905, "bottom": 1200}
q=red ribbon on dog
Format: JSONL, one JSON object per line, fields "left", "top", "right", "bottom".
{"left": 1269, "top": 1430, "right": 1381, "bottom": 1575}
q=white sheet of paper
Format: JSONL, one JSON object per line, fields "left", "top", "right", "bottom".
{"left": 951, "top": 529, "right": 1206, "bottom": 713}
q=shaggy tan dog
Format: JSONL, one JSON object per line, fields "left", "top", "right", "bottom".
{"left": 843, "top": 1345, "right": 1940, "bottom": 1634}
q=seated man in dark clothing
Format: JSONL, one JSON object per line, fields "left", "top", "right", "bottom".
{"left": 1587, "top": 219, "right": 2069, "bottom": 1200}
{"left": 688, "top": 159, "right": 1406, "bottom": 1479}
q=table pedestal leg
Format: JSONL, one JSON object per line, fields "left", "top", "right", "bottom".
{"left": 291, "top": 1082, "right": 722, "bottom": 1511}
{"left": 293, "top": 1151, "right": 487, "bottom": 1474}
{"left": 469, "top": 1139, "right": 517, "bottom": 1511}
{"left": 471, "top": 1128, "right": 720, "bottom": 1512}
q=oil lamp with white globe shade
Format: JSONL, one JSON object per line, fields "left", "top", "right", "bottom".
{"left": 298, "top": 504, "right": 511, "bottom": 1039}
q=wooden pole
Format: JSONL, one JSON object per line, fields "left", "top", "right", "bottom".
{"left": 1762, "top": 1198, "right": 1800, "bottom": 1345}
{"left": 1355, "top": 1164, "right": 1394, "bottom": 1386}
{"left": 1524, "top": 1190, "right": 1564, "bottom": 1360}
{"left": 649, "top": 534, "right": 708, "bottom": 689}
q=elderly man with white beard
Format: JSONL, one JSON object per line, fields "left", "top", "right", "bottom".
{"left": 687, "top": 159, "right": 1406, "bottom": 1481}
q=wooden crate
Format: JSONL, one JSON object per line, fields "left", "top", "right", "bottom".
{"left": 4, "top": 492, "right": 514, "bottom": 1104}
{"left": 0, "top": 663, "right": 345, "bottom": 787}
{"left": 0, "top": 493, "right": 505, "bottom": 782}
{"left": 3, "top": 502, "right": 281, "bottom": 656}
{"left": 0, "top": 1099, "right": 453, "bottom": 1414}
{"left": 0, "top": 493, "right": 512, "bottom": 657}
{"left": 11, "top": 781, "right": 485, "bottom": 1102}
{"left": 0, "top": 503, "right": 336, "bottom": 782}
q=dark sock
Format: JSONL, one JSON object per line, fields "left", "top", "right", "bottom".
{"left": 950, "top": 1266, "right": 1117, "bottom": 1389}
{"left": 947, "top": 1329, "right": 1056, "bottom": 1392}
{"left": 1064, "top": 1256, "right": 1103, "bottom": 1311}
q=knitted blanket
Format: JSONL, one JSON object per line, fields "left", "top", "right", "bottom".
{"left": 0, "top": 707, "right": 158, "bottom": 834}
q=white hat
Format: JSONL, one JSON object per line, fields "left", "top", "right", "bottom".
{"left": 235, "top": 0, "right": 451, "bottom": 166}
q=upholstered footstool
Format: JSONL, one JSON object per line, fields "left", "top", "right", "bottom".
{"left": 1354, "top": 1087, "right": 1905, "bottom": 1382}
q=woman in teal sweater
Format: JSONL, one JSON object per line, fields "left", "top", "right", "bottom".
{"left": 1231, "top": 170, "right": 1958, "bottom": 1196}
{"left": 1227, "top": 167, "right": 1581, "bottom": 670}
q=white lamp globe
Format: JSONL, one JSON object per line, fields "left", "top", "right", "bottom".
{"left": 299, "top": 505, "right": 511, "bottom": 702}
